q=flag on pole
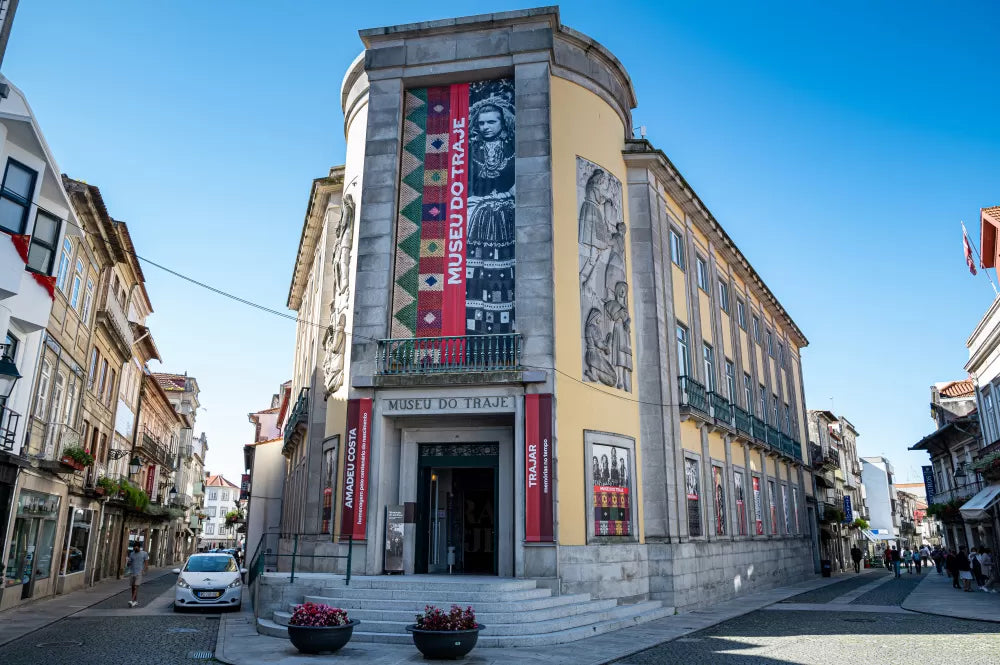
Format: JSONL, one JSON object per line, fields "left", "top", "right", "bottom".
{"left": 963, "top": 224, "right": 978, "bottom": 275}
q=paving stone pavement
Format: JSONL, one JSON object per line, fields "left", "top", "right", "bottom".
{"left": 776, "top": 571, "right": 879, "bottom": 604}
{"left": 902, "top": 566, "right": 1000, "bottom": 622}
{"left": 850, "top": 571, "right": 924, "bottom": 605}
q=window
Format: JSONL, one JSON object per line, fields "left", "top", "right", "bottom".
{"left": 205, "top": 506, "right": 217, "bottom": 517}
{"left": 51, "top": 372, "right": 66, "bottom": 423}
{"left": 204, "top": 523, "right": 215, "bottom": 535}
{"left": 28, "top": 210, "right": 60, "bottom": 274}
{"left": 702, "top": 344, "right": 715, "bottom": 391}
{"left": 221, "top": 491, "right": 229, "bottom": 502}
{"left": 777, "top": 343, "right": 785, "bottom": 368}
{"left": 759, "top": 385, "right": 767, "bottom": 421}
{"left": 772, "top": 394, "right": 779, "bottom": 427}
{"left": 781, "top": 485, "right": 791, "bottom": 534}
{"left": 752, "top": 476, "right": 764, "bottom": 535}
{"left": 97, "top": 359, "right": 108, "bottom": 397}
{"left": 105, "top": 369, "right": 116, "bottom": 406}
{"left": 725, "top": 361, "right": 736, "bottom": 401}
{"left": 676, "top": 324, "right": 690, "bottom": 376}
{"left": 712, "top": 464, "right": 726, "bottom": 536}
{"left": 208, "top": 490, "right": 217, "bottom": 501}
{"left": 35, "top": 359, "right": 51, "bottom": 419}
{"left": 768, "top": 480, "right": 778, "bottom": 535}
{"left": 766, "top": 330, "right": 774, "bottom": 357}
{"left": 70, "top": 259, "right": 84, "bottom": 309}
{"left": 1, "top": 332, "right": 17, "bottom": 409}
{"left": 82, "top": 278, "right": 94, "bottom": 324}
{"left": 752, "top": 315, "right": 761, "bottom": 343}
{"left": 734, "top": 470, "right": 748, "bottom": 536}
{"left": 792, "top": 486, "right": 800, "bottom": 533}
{"left": 87, "top": 349, "right": 99, "bottom": 390}
{"left": 736, "top": 299, "right": 747, "bottom": 330}
{"left": 685, "top": 457, "right": 702, "bottom": 536}
{"left": 62, "top": 507, "right": 93, "bottom": 574}
{"left": 784, "top": 404, "right": 792, "bottom": 435}
{"left": 743, "top": 374, "right": 753, "bottom": 414}
{"left": 696, "top": 255, "right": 709, "bottom": 291}
{"left": 718, "top": 281, "right": 730, "bottom": 313}
{"left": 56, "top": 239, "right": 72, "bottom": 291}
{"left": 0, "top": 159, "right": 37, "bottom": 234}
{"left": 669, "top": 228, "right": 685, "bottom": 270}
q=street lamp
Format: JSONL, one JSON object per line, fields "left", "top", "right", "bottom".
{"left": 169, "top": 486, "right": 178, "bottom": 502}
{"left": 129, "top": 455, "right": 142, "bottom": 476}
{"left": 0, "top": 349, "right": 21, "bottom": 400}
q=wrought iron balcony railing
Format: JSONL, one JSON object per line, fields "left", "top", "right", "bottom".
{"left": 96, "top": 278, "right": 133, "bottom": 353}
{"left": 751, "top": 417, "right": 768, "bottom": 445}
{"left": 678, "top": 376, "right": 708, "bottom": 414}
{"left": 376, "top": 334, "right": 521, "bottom": 375}
{"left": 708, "top": 391, "right": 732, "bottom": 426}
{"left": 0, "top": 403, "right": 19, "bottom": 452}
{"left": 138, "top": 428, "right": 171, "bottom": 467}
{"left": 41, "top": 422, "right": 83, "bottom": 462}
{"left": 733, "top": 405, "right": 752, "bottom": 436}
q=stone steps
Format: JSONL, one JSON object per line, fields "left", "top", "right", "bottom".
{"left": 301, "top": 591, "right": 594, "bottom": 613}
{"left": 286, "top": 596, "right": 618, "bottom": 623}
{"left": 297, "top": 586, "right": 552, "bottom": 602}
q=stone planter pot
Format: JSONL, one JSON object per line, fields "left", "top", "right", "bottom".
{"left": 287, "top": 619, "right": 359, "bottom": 654}
{"left": 406, "top": 625, "right": 483, "bottom": 660}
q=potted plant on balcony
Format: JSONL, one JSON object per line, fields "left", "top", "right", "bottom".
{"left": 286, "top": 602, "right": 358, "bottom": 654}
{"left": 407, "top": 604, "right": 483, "bottom": 659}
{"left": 95, "top": 476, "right": 120, "bottom": 497}
{"left": 59, "top": 445, "right": 94, "bottom": 471}
{"left": 972, "top": 451, "right": 1000, "bottom": 482}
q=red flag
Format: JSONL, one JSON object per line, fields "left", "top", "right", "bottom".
{"left": 964, "top": 227, "right": 978, "bottom": 275}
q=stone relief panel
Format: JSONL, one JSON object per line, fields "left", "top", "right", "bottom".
{"left": 323, "top": 194, "right": 355, "bottom": 394}
{"left": 577, "top": 157, "right": 632, "bottom": 392}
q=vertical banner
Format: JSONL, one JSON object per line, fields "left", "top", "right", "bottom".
{"left": 524, "top": 394, "right": 554, "bottom": 542}
{"left": 340, "top": 398, "right": 372, "bottom": 542}
{"left": 443, "top": 83, "right": 469, "bottom": 339}
{"left": 922, "top": 465, "right": 936, "bottom": 503}
{"left": 146, "top": 465, "right": 157, "bottom": 499}
{"left": 843, "top": 494, "right": 853, "bottom": 523}
{"left": 752, "top": 476, "right": 764, "bottom": 535}
{"left": 240, "top": 473, "right": 250, "bottom": 501}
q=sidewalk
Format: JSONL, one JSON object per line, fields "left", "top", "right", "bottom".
{"left": 901, "top": 569, "right": 1000, "bottom": 622}
{"left": 0, "top": 566, "right": 175, "bottom": 647}
{"left": 217, "top": 570, "right": 881, "bottom": 665}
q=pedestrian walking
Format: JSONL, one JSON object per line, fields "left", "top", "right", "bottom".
{"left": 125, "top": 542, "right": 149, "bottom": 608}
{"left": 933, "top": 546, "right": 945, "bottom": 575}
{"left": 946, "top": 548, "right": 961, "bottom": 589}
{"left": 902, "top": 548, "right": 913, "bottom": 574}
{"left": 920, "top": 544, "right": 931, "bottom": 566}
{"left": 884, "top": 547, "right": 893, "bottom": 573}
{"left": 958, "top": 546, "right": 974, "bottom": 592}
{"left": 971, "top": 548, "right": 987, "bottom": 590}
{"left": 914, "top": 549, "right": 922, "bottom": 574}
{"left": 890, "top": 546, "right": 901, "bottom": 578}
{"left": 850, "top": 545, "right": 863, "bottom": 574}
{"left": 980, "top": 548, "right": 995, "bottom": 592}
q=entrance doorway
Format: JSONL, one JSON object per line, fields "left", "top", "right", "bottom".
{"left": 416, "top": 443, "right": 498, "bottom": 575}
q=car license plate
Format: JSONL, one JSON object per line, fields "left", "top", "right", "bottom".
{"left": 197, "top": 591, "right": 220, "bottom": 599}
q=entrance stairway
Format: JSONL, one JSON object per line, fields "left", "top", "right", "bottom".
{"left": 255, "top": 575, "right": 672, "bottom": 647}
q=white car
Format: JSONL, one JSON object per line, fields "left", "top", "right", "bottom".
{"left": 172, "top": 553, "right": 246, "bottom": 611}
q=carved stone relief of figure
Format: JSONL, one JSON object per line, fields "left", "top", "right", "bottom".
{"left": 577, "top": 157, "right": 632, "bottom": 392}
{"left": 324, "top": 193, "right": 356, "bottom": 394}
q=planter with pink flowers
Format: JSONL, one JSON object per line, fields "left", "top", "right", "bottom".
{"left": 286, "top": 602, "right": 358, "bottom": 654}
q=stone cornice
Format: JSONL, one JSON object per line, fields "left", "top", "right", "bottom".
{"left": 287, "top": 166, "right": 345, "bottom": 311}
{"left": 623, "top": 139, "right": 808, "bottom": 348}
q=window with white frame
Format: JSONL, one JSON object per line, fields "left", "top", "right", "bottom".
{"left": 703, "top": 344, "right": 715, "bottom": 391}
{"left": 70, "top": 259, "right": 84, "bottom": 309}
{"left": 718, "top": 281, "right": 730, "bottom": 313}
{"left": 676, "top": 324, "right": 690, "bottom": 376}
{"left": 736, "top": 298, "right": 747, "bottom": 330}
{"left": 696, "top": 255, "right": 709, "bottom": 291}
{"left": 725, "top": 361, "right": 736, "bottom": 402}
{"left": 208, "top": 490, "right": 217, "bottom": 501}
{"left": 752, "top": 315, "right": 761, "bottom": 343}
{"left": 56, "top": 239, "right": 72, "bottom": 291}
{"left": 744, "top": 374, "right": 753, "bottom": 414}
{"left": 670, "top": 228, "right": 685, "bottom": 270}
{"left": 0, "top": 159, "right": 37, "bottom": 235}
{"left": 759, "top": 385, "right": 767, "bottom": 421}
{"left": 204, "top": 523, "right": 215, "bottom": 535}
{"left": 221, "top": 491, "right": 229, "bottom": 502}
{"left": 82, "top": 277, "right": 94, "bottom": 324}
{"left": 35, "top": 359, "right": 51, "bottom": 418}
{"left": 766, "top": 330, "right": 774, "bottom": 357}
{"left": 51, "top": 371, "right": 66, "bottom": 423}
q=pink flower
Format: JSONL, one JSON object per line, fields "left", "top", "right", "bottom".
{"left": 414, "top": 604, "right": 478, "bottom": 631}
{"left": 289, "top": 602, "right": 350, "bottom": 627}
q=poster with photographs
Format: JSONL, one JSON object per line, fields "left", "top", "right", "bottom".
{"left": 577, "top": 156, "right": 632, "bottom": 393}
{"left": 781, "top": 485, "right": 791, "bottom": 534}
{"left": 768, "top": 481, "right": 778, "bottom": 535}
{"left": 592, "top": 443, "right": 631, "bottom": 537}
{"left": 713, "top": 465, "right": 726, "bottom": 536}
{"left": 322, "top": 448, "right": 336, "bottom": 535}
{"left": 384, "top": 505, "right": 404, "bottom": 573}
{"left": 685, "top": 458, "right": 702, "bottom": 537}
{"left": 734, "top": 471, "right": 748, "bottom": 536}
{"left": 792, "top": 487, "right": 800, "bottom": 533}
{"left": 752, "top": 476, "right": 764, "bottom": 535}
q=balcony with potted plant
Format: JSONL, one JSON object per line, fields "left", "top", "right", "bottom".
{"left": 58, "top": 445, "right": 94, "bottom": 472}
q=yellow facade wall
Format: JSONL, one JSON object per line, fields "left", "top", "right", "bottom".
{"left": 663, "top": 191, "right": 684, "bottom": 223}
{"left": 739, "top": 331, "right": 749, "bottom": 369}
{"left": 766, "top": 456, "right": 777, "bottom": 477}
{"left": 720, "top": 314, "right": 733, "bottom": 358}
{"left": 672, "top": 265, "right": 687, "bottom": 324}
{"left": 680, "top": 420, "right": 701, "bottom": 453}
{"left": 699, "top": 293, "right": 713, "bottom": 344}
{"left": 732, "top": 441, "right": 744, "bottom": 461}
{"left": 708, "top": 432, "right": 726, "bottom": 462}
{"left": 748, "top": 452, "right": 759, "bottom": 472}
{"left": 550, "top": 76, "right": 642, "bottom": 546}
{"left": 691, "top": 224, "right": 709, "bottom": 249}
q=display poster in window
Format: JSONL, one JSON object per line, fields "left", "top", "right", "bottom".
{"left": 322, "top": 448, "right": 335, "bottom": 535}
{"left": 525, "top": 394, "right": 554, "bottom": 542}
{"left": 752, "top": 476, "right": 764, "bottom": 535}
{"left": 389, "top": 78, "right": 516, "bottom": 344}
{"left": 792, "top": 487, "right": 800, "bottom": 533}
{"left": 713, "top": 465, "right": 726, "bottom": 536}
{"left": 592, "top": 442, "right": 631, "bottom": 536}
{"left": 768, "top": 481, "right": 778, "bottom": 534}
{"left": 340, "top": 398, "right": 372, "bottom": 541}
{"left": 384, "top": 505, "right": 404, "bottom": 573}
{"left": 782, "top": 485, "right": 791, "bottom": 534}
{"left": 685, "top": 458, "right": 701, "bottom": 537}
{"left": 734, "top": 471, "right": 747, "bottom": 536}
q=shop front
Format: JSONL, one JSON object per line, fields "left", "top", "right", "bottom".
{"left": 1, "top": 486, "right": 65, "bottom": 609}
{"left": 55, "top": 501, "right": 98, "bottom": 594}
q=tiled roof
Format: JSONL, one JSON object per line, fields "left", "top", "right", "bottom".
{"left": 940, "top": 379, "right": 975, "bottom": 398}
{"left": 205, "top": 474, "right": 239, "bottom": 488}
{"left": 153, "top": 373, "right": 187, "bottom": 391}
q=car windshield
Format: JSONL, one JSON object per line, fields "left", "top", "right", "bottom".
{"left": 184, "top": 555, "right": 237, "bottom": 573}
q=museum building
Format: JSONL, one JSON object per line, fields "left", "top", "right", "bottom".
{"left": 279, "top": 6, "right": 817, "bottom": 611}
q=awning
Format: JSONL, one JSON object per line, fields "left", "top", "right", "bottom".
{"left": 867, "top": 528, "right": 894, "bottom": 541}
{"left": 960, "top": 484, "right": 1000, "bottom": 522}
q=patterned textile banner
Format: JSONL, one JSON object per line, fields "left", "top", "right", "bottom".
{"left": 593, "top": 442, "right": 631, "bottom": 536}
{"left": 340, "top": 398, "right": 372, "bottom": 541}
{"left": 525, "top": 394, "right": 554, "bottom": 542}
{"left": 391, "top": 79, "right": 516, "bottom": 340}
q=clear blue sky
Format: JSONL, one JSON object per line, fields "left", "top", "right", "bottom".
{"left": 6, "top": 2, "right": 999, "bottom": 487}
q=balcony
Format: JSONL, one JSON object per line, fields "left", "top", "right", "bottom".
{"left": 0, "top": 403, "right": 20, "bottom": 453}
{"left": 733, "top": 405, "right": 752, "bottom": 437}
{"left": 708, "top": 391, "right": 733, "bottom": 427}
{"left": 283, "top": 387, "right": 309, "bottom": 454}
{"left": 137, "top": 428, "right": 171, "bottom": 467}
{"left": 96, "top": 282, "right": 133, "bottom": 354}
{"left": 376, "top": 334, "right": 521, "bottom": 376}
{"left": 678, "top": 376, "right": 708, "bottom": 414}
{"left": 172, "top": 492, "right": 193, "bottom": 509}
{"left": 751, "top": 417, "right": 768, "bottom": 446}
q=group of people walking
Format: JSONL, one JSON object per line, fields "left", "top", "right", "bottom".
{"left": 939, "top": 546, "right": 995, "bottom": 593}
{"left": 880, "top": 545, "right": 930, "bottom": 577}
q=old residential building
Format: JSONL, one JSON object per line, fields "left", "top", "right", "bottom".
{"left": 244, "top": 385, "right": 285, "bottom": 563}
{"left": 264, "top": 10, "right": 817, "bottom": 642}
{"left": 201, "top": 474, "right": 239, "bottom": 550}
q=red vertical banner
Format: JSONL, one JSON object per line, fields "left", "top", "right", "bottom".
{"left": 340, "top": 398, "right": 373, "bottom": 542}
{"left": 443, "top": 83, "right": 469, "bottom": 341}
{"left": 525, "top": 394, "right": 554, "bottom": 542}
